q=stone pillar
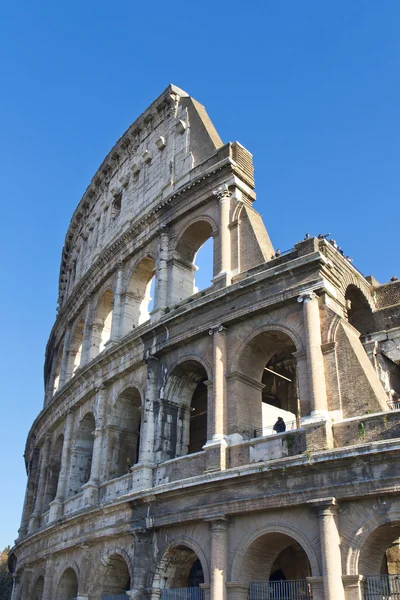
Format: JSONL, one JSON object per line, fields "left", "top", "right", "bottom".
{"left": 134, "top": 358, "right": 157, "bottom": 490}
{"left": 208, "top": 516, "right": 228, "bottom": 600}
{"left": 130, "top": 529, "right": 153, "bottom": 596}
{"left": 49, "top": 410, "right": 75, "bottom": 521}
{"left": 19, "top": 568, "right": 33, "bottom": 600}
{"left": 45, "top": 352, "right": 60, "bottom": 405}
{"left": 153, "top": 227, "right": 169, "bottom": 319}
{"left": 109, "top": 262, "right": 124, "bottom": 343}
{"left": 42, "top": 558, "right": 54, "bottom": 600}
{"left": 308, "top": 497, "right": 345, "bottom": 600}
{"left": 80, "top": 296, "right": 93, "bottom": 367}
{"left": 10, "top": 574, "right": 21, "bottom": 600}
{"left": 59, "top": 325, "right": 72, "bottom": 388}
{"left": 83, "top": 386, "right": 107, "bottom": 505}
{"left": 297, "top": 292, "right": 328, "bottom": 418}
{"left": 18, "top": 464, "right": 35, "bottom": 538}
{"left": 204, "top": 326, "right": 227, "bottom": 471}
{"left": 213, "top": 184, "right": 232, "bottom": 284}
{"left": 28, "top": 435, "right": 52, "bottom": 532}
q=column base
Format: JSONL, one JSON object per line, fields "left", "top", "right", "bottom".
{"left": 226, "top": 582, "right": 248, "bottom": 600}
{"left": 342, "top": 574, "right": 364, "bottom": 600}
{"left": 212, "top": 271, "right": 232, "bottom": 289}
{"left": 81, "top": 481, "right": 99, "bottom": 506}
{"left": 307, "top": 576, "right": 324, "bottom": 600}
{"left": 48, "top": 498, "right": 64, "bottom": 522}
{"left": 28, "top": 513, "right": 40, "bottom": 533}
{"left": 131, "top": 463, "right": 154, "bottom": 491}
{"left": 203, "top": 437, "right": 228, "bottom": 472}
{"left": 303, "top": 418, "right": 334, "bottom": 452}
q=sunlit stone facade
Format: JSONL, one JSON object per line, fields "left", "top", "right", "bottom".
{"left": 9, "top": 85, "right": 400, "bottom": 600}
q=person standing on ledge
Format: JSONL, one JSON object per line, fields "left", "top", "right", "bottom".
{"left": 273, "top": 417, "right": 286, "bottom": 433}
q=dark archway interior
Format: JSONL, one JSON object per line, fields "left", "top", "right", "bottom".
{"left": 159, "top": 546, "right": 204, "bottom": 589}
{"left": 57, "top": 568, "right": 79, "bottom": 600}
{"left": 240, "top": 533, "right": 312, "bottom": 584}
{"left": 359, "top": 523, "right": 400, "bottom": 576}
{"left": 102, "top": 554, "right": 131, "bottom": 594}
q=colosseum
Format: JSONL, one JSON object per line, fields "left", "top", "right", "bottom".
{"left": 9, "top": 85, "right": 400, "bottom": 600}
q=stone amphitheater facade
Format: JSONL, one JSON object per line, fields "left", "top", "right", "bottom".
{"left": 9, "top": 85, "right": 400, "bottom": 600}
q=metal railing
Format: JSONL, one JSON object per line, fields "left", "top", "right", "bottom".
{"left": 161, "top": 588, "right": 204, "bottom": 600}
{"left": 102, "top": 595, "right": 129, "bottom": 600}
{"left": 253, "top": 420, "right": 299, "bottom": 439}
{"left": 388, "top": 400, "right": 400, "bottom": 411}
{"left": 249, "top": 580, "right": 312, "bottom": 599}
{"left": 364, "top": 574, "right": 400, "bottom": 599}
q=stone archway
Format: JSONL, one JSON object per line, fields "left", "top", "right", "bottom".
{"left": 56, "top": 567, "right": 79, "bottom": 600}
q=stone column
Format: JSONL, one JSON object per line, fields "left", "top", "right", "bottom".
{"left": 308, "top": 497, "right": 345, "bottom": 600}
{"left": 130, "top": 529, "right": 153, "bottom": 596}
{"left": 59, "top": 325, "right": 72, "bottom": 388}
{"left": 153, "top": 227, "right": 169, "bottom": 319}
{"left": 10, "top": 574, "right": 21, "bottom": 600}
{"left": 208, "top": 516, "right": 228, "bottom": 600}
{"left": 19, "top": 568, "right": 33, "bottom": 600}
{"left": 80, "top": 296, "right": 93, "bottom": 367}
{"left": 49, "top": 410, "right": 75, "bottom": 521}
{"left": 109, "top": 262, "right": 124, "bottom": 343}
{"left": 204, "top": 326, "right": 227, "bottom": 471}
{"left": 45, "top": 351, "right": 60, "bottom": 405}
{"left": 134, "top": 357, "right": 157, "bottom": 490}
{"left": 42, "top": 558, "right": 54, "bottom": 600}
{"left": 18, "top": 464, "right": 35, "bottom": 538}
{"left": 213, "top": 184, "right": 232, "bottom": 283}
{"left": 83, "top": 386, "right": 107, "bottom": 505}
{"left": 297, "top": 292, "right": 328, "bottom": 418}
{"left": 28, "top": 435, "right": 52, "bottom": 532}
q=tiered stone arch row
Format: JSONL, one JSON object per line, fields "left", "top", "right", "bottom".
{"left": 13, "top": 503, "right": 400, "bottom": 599}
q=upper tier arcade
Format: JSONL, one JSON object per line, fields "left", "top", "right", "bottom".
{"left": 58, "top": 84, "right": 226, "bottom": 306}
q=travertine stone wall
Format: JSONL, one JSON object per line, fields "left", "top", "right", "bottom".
{"left": 10, "top": 86, "right": 400, "bottom": 600}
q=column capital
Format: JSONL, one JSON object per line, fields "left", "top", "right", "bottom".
{"left": 308, "top": 496, "right": 338, "bottom": 516}
{"left": 208, "top": 324, "right": 228, "bottom": 335}
{"left": 213, "top": 183, "right": 232, "bottom": 202}
{"left": 297, "top": 291, "right": 318, "bottom": 303}
{"left": 205, "top": 514, "right": 229, "bottom": 528}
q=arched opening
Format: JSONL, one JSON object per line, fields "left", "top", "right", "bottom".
{"left": 171, "top": 220, "right": 214, "bottom": 304}
{"left": 237, "top": 330, "right": 300, "bottom": 438}
{"left": 358, "top": 523, "right": 400, "bottom": 597}
{"left": 107, "top": 387, "right": 142, "bottom": 480}
{"left": 56, "top": 568, "right": 79, "bottom": 600}
{"left": 194, "top": 237, "right": 214, "bottom": 293}
{"left": 91, "top": 290, "right": 114, "bottom": 357}
{"left": 68, "top": 319, "right": 85, "bottom": 377}
{"left": 121, "top": 256, "right": 155, "bottom": 335}
{"left": 160, "top": 361, "right": 208, "bottom": 460}
{"left": 68, "top": 413, "right": 95, "bottom": 496}
{"left": 156, "top": 545, "right": 205, "bottom": 595}
{"left": 346, "top": 285, "right": 375, "bottom": 335}
{"left": 240, "top": 532, "right": 312, "bottom": 599}
{"left": 101, "top": 554, "right": 131, "bottom": 596}
{"left": 52, "top": 345, "right": 63, "bottom": 395}
{"left": 43, "top": 434, "right": 64, "bottom": 511}
{"left": 32, "top": 575, "right": 44, "bottom": 600}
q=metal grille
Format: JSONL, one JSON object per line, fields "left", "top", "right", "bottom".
{"left": 102, "top": 595, "right": 129, "bottom": 600}
{"left": 249, "top": 580, "right": 312, "bottom": 599}
{"left": 161, "top": 588, "right": 204, "bottom": 600}
{"left": 364, "top": 574, "right": 400, "bottom": 599}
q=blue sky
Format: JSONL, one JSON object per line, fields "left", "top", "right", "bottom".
{"left": 0, "top": 0, "right": 399, "bottom": 549}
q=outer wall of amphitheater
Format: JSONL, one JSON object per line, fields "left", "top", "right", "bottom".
{"left": 9, "top": 85, "right": 400, "bottom": 600}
